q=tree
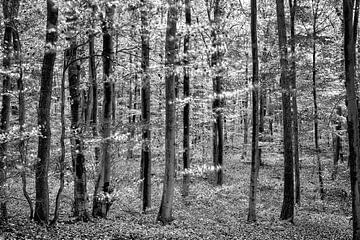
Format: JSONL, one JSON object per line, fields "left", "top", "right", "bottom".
{"left": 311, "top": 0, "right": 324, "bottom": 200}
{"left": 343, "top": 0, "right": 360, "bottom": 238}
{"left": 247, "top": 0, "right": 260, "bottom": 222}
{"left": 140, "top": 0, "right": 152, "bottom": 212}
{"left": 289, "top": 0, "right": 300, "bottom": 205}
{"left": 0, "top": 0, "right": 20, "bottom": 224}
{"left": 157, "top": 0, "right": 179, "bottom": 224}
{"left": 34, "top": 0, "right": 58, "bottom": 224}
{"left": 182, "top": 0, "right": 191, "bottom": 197}
{"left": 211, "top": 0, "right": 225, "bottom": 186}
{"left": 93, "top": 4, "right": 115, "bottom": 218}
{"left": 276, "top": 0, "right": 294, "bottom": 222}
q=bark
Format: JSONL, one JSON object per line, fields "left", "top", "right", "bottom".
{"left": 242, "top": 53, "right": 249, "bottom": 160}
{"left": 289, "top": 0, "right": 300, "bottom": 205}
{"left": 343, "top": 1, "right": 360, "bottom": 239}
{"left": 157, "top": 0, "right": 178, "bottom": 224}
{"left": 34, "top": 0, "right": 58, "bottom": 224}
{"left": 248, "top": 0, "right": 260, "bottom": 223}
{"left": 93, "top": 4, "right": 115, "bottom": 218}
{"left": 67, "top": 41, "right": 90, "bottom": 221}
{"left": 276, "top": 0, "right": 294, "bottom": 222}
{"left": 50, "top": 52, "right": 66, "bottom": 226}
{"left": 211, "top": 0, "right": 225, "bottom": 186}
{"left": 182, "top": 0, "right": 191, "bottom": 197}
{"left": 140, "top": 0, "right": 152, "bottom": 212}
{"left": 0, "top": 0, "right": 20, "bottom": 224}
{"left": 312, "top": 3, "right": 324, "bottom": 200}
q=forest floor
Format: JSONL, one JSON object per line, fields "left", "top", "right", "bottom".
{"left": 1, "top": 150, "right": 352, "bottom": 239}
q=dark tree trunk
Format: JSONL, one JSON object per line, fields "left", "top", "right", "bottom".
{"left": 157, "top": 0, "right": 178, "bottom": 224}
{"left": 312, "top": 5, "right": 324, "bottom": 200}
{"left": 51, "top": 52, "right": 66, "bottom": 226}
{"left": 289, "top": 0, "right": 300, "bottom": 205}
{"left": 0, "top": 0, "right": 20, "bottom": 224}
{"left": 67, "top": 40, "right": 90, "bottom": 221}
{"left": 248, "top": 0, "right": 260, "bottom": 222}
{"left": 34, "top": 0, "right": 58, "bottom": 224}
{"left": 276, "top": 0, "right": 294, "bottom": 222}
{"left": 140, "top": 0, "right": 152, "bottom": 213}
{"left": 343, "top": 0, "right": 360, "bottom": 239}
{"left": 93, "top": 5, "right": 115, "bottom": 218}
{"left": 211, "top": 0, "right": 225, "bottom": 186}
{"left": 182, "top": 0, "right": 191, "bottom": 197}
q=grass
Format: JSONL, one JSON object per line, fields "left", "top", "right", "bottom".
{"left": 1, "top": 149, "right": 352, "bottom": 239}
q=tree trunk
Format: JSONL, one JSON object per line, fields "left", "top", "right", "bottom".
{"left": 276, "top": 0, "right": 294, "bottom": 222}
{"left": 343, "top": 1, "right": 360, "bottom": 239}
{"left": 312, "top": 5, "right": 324, "bottom": 200}
{"left": 242, "top": 53, "right": 249, "bottom": 160}
{"left": 51, "top": 52, "right": 66, "bottom": 226}
{"left": 182, "top": 0, "right": 191, "bottom": 197}
{"left": 140, "top": 0, "right": 152, "bottom": 213}
{"left": 34, "top": 0, "right": 58, "bottom": 224}
{"left": 93, "top": 4, "right": 115, "bottom": 218}
{"left": 0, "top": 0, "right": 20, "bottom": 224}
{"left": 211, "top": 0, "right": 225, "bottom": 186}
{"left": 247, "top": 0, "right": 260, "bottom": 223}
{"left": 289, "top": 0, "right": 300, "bottom": 205}
{"left": 157, "top": 0, "right": 178, "bottom": 224}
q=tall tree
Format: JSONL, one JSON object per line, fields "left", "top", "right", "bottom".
{"left": 276, "top": 0, "right": 294, "bottom": 222}
{"left": 93, "top": 4, "right": 115, "bottom": 218}
{"left": 157, "top": 0, "right": 178, "bottom": 224}
{"left": 343, "top": 0, "right": 360, "bottom": 238}
{"left": 211, "top": 0, "right": 225, "bottom": 186}
{"left": 247, "top": 0, "right": 260, "bottom": 222}
{"left": 289, "top": 0, "right": 300, "bottom": 205}
{"left": 34, "top": 0, "right": 58, "bottom": 224}
{"left": 311, "top": 0, "right": 324, "bottom": 200}
{"left": 0, "top": 0, "right": 20, "bottom": 223}
{"left": 140, "top": 0, "right": 152, "bottom": 212}
{"left": 182, "top": 0, "right": 191, "bottom": 197}
{"left": 65, "top": 2, "right": 90, "bottom": 221}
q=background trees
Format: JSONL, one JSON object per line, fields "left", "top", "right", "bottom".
{"left": 0, "top": 0, "right": 358, "bottom": 239}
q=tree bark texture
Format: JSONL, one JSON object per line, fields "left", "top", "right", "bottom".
{"left": 247, "top": 0, "right": 260, "bottom": 223}
{"left": 34, "top": 0, "right": 58, "bottom": 224}
{"left": 140, "top": 0, "right": 152, "bottom": 212}
{"left": 276, "top": 0, "right": 294, "bottom": 222}
{"left": 0, "top": 0, "right": 20, "bottom": 224}
{"left": 211, "top": 0, "right": 225, "bottom": 186}
{"left": 157, "top": 0, "right": 178, "bottom": 224}
{"left": 182, "top": 0, "right": 191, "bottom": 197}
{"left": 289, "top": 0, "right": 300, "bottom": 205}
{"left": 93, "top": 4, "right": 115, "bottom": 218}
{"left": 343, "top": 1, "right": 360, "bottom": 239}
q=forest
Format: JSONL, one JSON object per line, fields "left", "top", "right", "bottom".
{"left": 0, "top": 0, "right": 358, "bottom": 239}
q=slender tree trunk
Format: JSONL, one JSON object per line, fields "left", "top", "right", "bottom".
{"left": 248, "top": 0, "right": 260, "bottom": 222}
{"left": 343, "top": 1, "right": 360, "bottom": 239}
{"left": 242, "top": 53, "right": 249, "bottom": 160}
{"left": 34, "top": 0, "right": 58, "bottom": 224}
{"left": 276, "top": 0, "right": 294, "bottom": 222}
{"left": 182, "top": 0, "right": 191, "bottom": 197}
{"left": 289, "top": 0, "right": 300, "bottom": 205}
{"left": 140, "top": 0, "right": 152, "bottom": 212}
{"left": 211, "top": 0, "right": 225, "bottom": 186}
{"left": 312, "top": 6, "right": 324, "bottom": 200}
{"left": 157, "top": 0, "right": 178, "bottom": 224}
{"left": 93, "top": 4, "right": 115, "bottom": 218}
{"left": 51, "top": 52, "right": 66, "bottom": 226}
